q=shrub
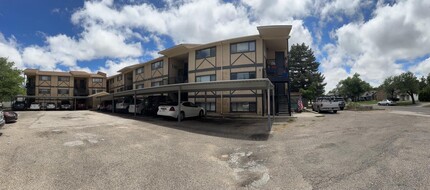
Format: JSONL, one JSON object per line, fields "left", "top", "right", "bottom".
{"left": 419, "top": 87, "right": 430, "bottom": 102}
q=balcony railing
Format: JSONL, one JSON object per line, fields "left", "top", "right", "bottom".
{"left": 266, "top": 59, "right": 288, "bottom": 82}
{"left": 74, "top": 88, "right": 89, "bottom": 96}
{"left": 168, "top": 76, "right": 188, "bottom": 84}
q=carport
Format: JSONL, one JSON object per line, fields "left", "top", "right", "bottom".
{"left": 14, "top": 95, "right": 89, "bottom": 110}
{"left": 98, "top": 79, "right": 277, "bottom": 130}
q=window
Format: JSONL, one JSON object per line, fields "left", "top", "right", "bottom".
{"left": 40, "top": 76, "right": 51, "bottom": 81}
{"left": 151, "top": 81, "right": 163, "bottom": 87}
{"left": 231, "top": 72, "right": 256, "bottom": 80}
{"left": 58, "top": 76, "right": 69, "bottom": 82}
{"left": 196, "top": 75, "right": 216, "bottom": 82}
{"left": 58, "top": 89, "right": 69, "bottom": 95}
{"left": 231, "top": 102, "right": 256, "bottom": 112}
{"left": 117, "top": 75, "right": 122, "bottom": 81}
{"left": 231, "top": 41, "right": 256, "bottom": 53}
{"left": 136, "top": 67, "right": 144, "bottom": 74}
{"left": 39, "top": 89, "right": 51, "bottom": 94}
{"left": 196, "top": 102, "right": 216, "bottom": 112}
{"left": 136, "top": 84, "right": 144, "bottom": 89}
{"left": 196, "top": 47, "right": 216, "bottom": 59}
{"left": 151, "top": 61, "right": 163, "bottom": 70}
{"left": 92, "top": 78, "right": 103, "bottom": 83}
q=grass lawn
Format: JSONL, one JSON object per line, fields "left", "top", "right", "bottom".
{"left": 357, "top": 100, "right": 378, "bottom": 105}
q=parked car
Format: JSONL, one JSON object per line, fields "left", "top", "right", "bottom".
{"left": 115, "top": 97, "right": 133, "bottom": 113}
{"left": 334, "top": 97, "right": 346, "bottom": 110}
{"left": 143, "top": 96, "right": 171, "bottom": 115}
{"left": 3, "top": 111, "right": 18, "bottom": 123}
{"left": 40, "top": 102, "right": 47, "bottom": 110}
{"left": 157, "top": 101, "right": 206, "bottom": 121}
{"left": 29, "top": 103, "right": 41, "bottom": 110}
{"left": 46, "top": 102, "right": 57, "bottom": 110}
{"left": 128, "top": 99, "right": 144, "bottom": 114}
{"left": 60, "top": 100, "right": 72, "bottom": 110}
{"left": 312, "top": 97, "right": 340, "bottom": 113}
{"left": 378, "top": 99, "right": 396, "bottom": 106}
{"left": 12, "top": 101, "right": 26, "bottom": 111}
{"left": 0, "top": 110, "right": 5, "bottom": 127}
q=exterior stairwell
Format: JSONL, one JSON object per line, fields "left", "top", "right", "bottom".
{"left": 277, "top": 95, "right": 290, "bottom": 115}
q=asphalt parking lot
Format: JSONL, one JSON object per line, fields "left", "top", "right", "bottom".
{"left": 1, "top": 108, "right": 430, "bottom": 189}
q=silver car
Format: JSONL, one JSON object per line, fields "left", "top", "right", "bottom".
{"left": 377, "top": 99, "right": 396, "bottom": 106}
{"left": 29, "top": 103, "right": 41, "bottom": 110}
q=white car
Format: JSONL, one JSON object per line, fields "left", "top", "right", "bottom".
{"left": 128, "top": 99, "right": 144, "bottom": 114}
{"left": 115, "top": 97, "right": 132, "bottom": 112}
{"left": 46, "top": 102, "right": 56, "bottom": 110}
{"left": 157, "top": 102, "right": 206, "bottom": 121}
{"left": 378, "top": 99, "right": 396, "bottom": 106}
{"left": 29, "top": 103, "right": 41, "bottom": 110}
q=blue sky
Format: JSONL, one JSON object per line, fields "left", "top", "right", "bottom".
{"left": 0, "top": 0, "right": 429, "bottom": 91}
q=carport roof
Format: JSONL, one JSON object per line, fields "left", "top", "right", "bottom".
{"left": 100, "top": 79, "right": 274, "bottom": 101}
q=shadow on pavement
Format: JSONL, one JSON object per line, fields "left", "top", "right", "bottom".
{"left": 95, "top": 111, "right": 277, "bottom": 141}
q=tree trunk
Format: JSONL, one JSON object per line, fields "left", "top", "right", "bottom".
{"left": 408, "top": 91, "right": 416, "bottom": 104}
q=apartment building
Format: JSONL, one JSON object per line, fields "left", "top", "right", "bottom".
{"left": 106, "top": 25, "right": 291, "bottom": 115}
{"left": 23, "top": 69, "right": 107, "bottom": 108}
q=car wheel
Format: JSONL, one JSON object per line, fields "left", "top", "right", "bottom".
{"left": 317, "top": 107, "right": 322, "bottom": 113}
{"left": 199, "top": 110, "right": 204, "bottom": 118}
{"left": 340, "top": 107, "right": 344, "bottom": 110}
{"left": 333, "top": 110, "right": 338, "bottom": 114}
{"left": 179, "top": 112, "right": 185, "bottom": 121}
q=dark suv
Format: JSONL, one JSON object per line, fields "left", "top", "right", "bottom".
{"left": 13, "top": 101, "right": 26, "bottom": 111}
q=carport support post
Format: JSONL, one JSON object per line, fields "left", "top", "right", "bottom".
{"left": 267, "top": 86, "right": 271, "bottom": 131}
{"left": 178, "top": 88, "right": 181, "bottom": 123}
{"left": 111, "top": 94, "right": 114, "bottom": 113}
{"left": 272, "top": 88, "right": 275, "bottom": 122}
{"left": 134, "top": 90, "right": 137, "bottom": 116}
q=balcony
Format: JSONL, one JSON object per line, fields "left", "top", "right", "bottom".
{"left": 266, "top": 59, "right": 288, "bottom": 82}
{"left": 168, "top": 76, "right": 188, "bottom": 84}
{"left": 74, "top": 88, "right": 89, "bottom": 96}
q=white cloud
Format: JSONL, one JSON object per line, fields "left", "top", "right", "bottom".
{"left": 22, "top": 46, "right": 57, "bottom": 71}
{"left": 322, "top": 0, "right": 430, "bottom": 91}
{"left": 0, "top": 33, "right": 23, "bottom": 68}
{"left": 410, "top": 58, "right": 430, "bottom": 77}
{"left": 98, "top": 57, "right": 140, "bottom": 76}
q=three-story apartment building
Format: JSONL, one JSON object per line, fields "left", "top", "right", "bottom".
{"left": 23, "top": 69, "right": 107, "bottom": 108}
{"left": 106, "top": 25, "right": 291, "bottom": 115}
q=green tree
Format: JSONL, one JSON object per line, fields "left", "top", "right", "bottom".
{"left": 335, "top": 73, "right": 372, "bottom": 101}
{"left": 396, "top": 72, "right": 419, "bottom": 104}
{"left": 289, "top": 43, "right": 326, "bottom": 100}
{"left": 382, "top": 76, "right": 399, "bottom": 99}
{"left": 419, "top": 76, "right": 427, "bottom": 91}
{"left": 0, "top": 58, "right": 25, "bottom": 102}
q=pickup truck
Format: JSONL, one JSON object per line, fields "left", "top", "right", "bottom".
{"left": 312, "top": 97, "right": 340, "bottom": 113}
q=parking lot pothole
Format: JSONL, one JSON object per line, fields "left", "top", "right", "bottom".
{"left": 219, "top": 148, "right": 270, "bottom": 188}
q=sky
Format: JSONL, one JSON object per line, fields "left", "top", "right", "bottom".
{"left": 0, "top": 0, "right": 429, "bottom": 91}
